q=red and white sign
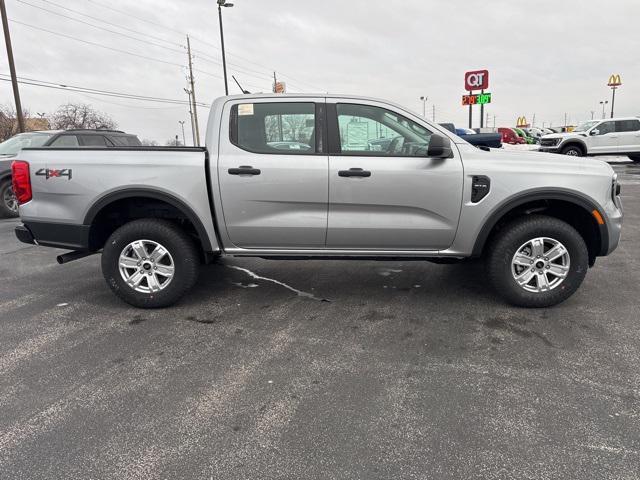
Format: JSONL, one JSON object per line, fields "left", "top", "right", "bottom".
{"left": 464, "top": 70, "right": 489, "bottom": 91}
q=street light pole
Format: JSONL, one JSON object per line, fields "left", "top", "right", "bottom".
{"left": 178, "top": 121, "right": 186, "bottom": 146}
{"left": 420, "top": 96, "right": 427, "bottom": 117}
{"left": 217, "top": 0, "right": 234, "bottom": 96}
{"left": 599, "top": 100, "right": 608, "bottom": 119}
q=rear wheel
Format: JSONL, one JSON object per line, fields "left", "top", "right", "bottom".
{"left": 101, "top": 219, "right": 200, "bottom": 308}
{"left": 561, "top": 144, "right": 584, "bottom": 157}
{"left": 486, "top": 215, "right": 589, "bottom": 308}
{"left": 0, "top": 179, "right": 19, "bottom": 218}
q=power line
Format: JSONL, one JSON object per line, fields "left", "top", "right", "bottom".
{"left": 0, "top": 74, "right": 210, "bottom": 107}
{"left": 9, "top": 19, "right": 185, "bottom": 68}
{"left": 32, "top": 0, "right": 185, "bottom": 48}
{"left": 84, "top": 0, "right": 325, "bottom": 92}
{"left": 16, "top": 0, "right": 186, "bottom": 55}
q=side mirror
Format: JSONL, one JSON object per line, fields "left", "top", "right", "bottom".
{"left": 590, "top": 129, "right": 599, "bottom": 136}
{"left": 427, "top": 134, "right": 453, "bottom": 158}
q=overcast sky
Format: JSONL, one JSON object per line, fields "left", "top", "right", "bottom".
{"left": 1, "top": 0, "right": 639, "bottom": 143}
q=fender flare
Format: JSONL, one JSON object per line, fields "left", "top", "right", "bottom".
{"left": 559, "top": 139, "right": 588, "bottom": 154}
{"left": 83, "top": 187, "right": 213, "bottom": 252}
{"left": 472, "top": 188, "right": 609, "bottom": 257}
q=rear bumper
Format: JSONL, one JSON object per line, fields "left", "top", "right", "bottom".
{"left": 15, "top": 221, "right": 90, "bottom": 250}
{"left": 15, "top": 224, "right": 36, "bottom": 245}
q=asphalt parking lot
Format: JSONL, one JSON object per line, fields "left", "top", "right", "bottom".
{"left": 1, "top": 162, "right": 639, "bottom": 479}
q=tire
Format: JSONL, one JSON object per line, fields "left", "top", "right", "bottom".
{"left": 628, "top": 154, "right": 640, "bottom": 163}
{"left": 101, "top": 219, "right": 200, "bottom": 308}
{"left": 561, "top": 144, "right": 584, "bottom": 157}
{"left": 0, "top": 179, "right": 19, "bottom": 218}
{"left": 486, "top": 215, "right": 589, "bottom": 308}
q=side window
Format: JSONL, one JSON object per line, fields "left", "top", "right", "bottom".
{"left": 80, "top": 135, "right": 109, "bottom": 147}
{"left": 615, "top": 120, "right": 640, "bottom": 132}
{"left": 335, "top": 103, "right": 432, "bottom": 156}
{"left": 50, "top": 135, "right": 79, "bottom": 147}
{"left": 596, "top": 121, "right": 615, "bottom": 135}
{"left": 231, "top": 102, "right": 316, "bottom": 154}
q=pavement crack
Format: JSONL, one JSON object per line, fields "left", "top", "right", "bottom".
{"left": 227, "top": 265, "right": 330, "bottom": 302}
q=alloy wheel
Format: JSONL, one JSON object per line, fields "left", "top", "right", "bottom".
{"left": 511, "top": 237, "right": 570, "bottom": 293}
{"left": 118, "top": 240, "right": 175, "bottom": 293}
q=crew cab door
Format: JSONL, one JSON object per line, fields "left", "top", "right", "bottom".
{"left": 589, "top": 120, "right": 618, "bottom": 153}
{"left": 217, "top": 98, "right": 328, "bottom": 248}
{"left": 325, "top": 100, "right": 463, "bottom": 250}
{"left": 615, "top": 119, "right": 640, "bottom": 153}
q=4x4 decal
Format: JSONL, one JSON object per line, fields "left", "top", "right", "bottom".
{"left": 36, "top": 168, "right": 73, "bottom": 180}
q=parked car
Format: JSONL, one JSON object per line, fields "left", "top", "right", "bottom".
{"left": 0, "top": 131, "right": 55, "bottom": 217}
{"left": 513, "top": 128, "right": 536, "bottom": 145}
{"left": 0, "top": 129, "right": 142, "bottom": 217}
{"left": 12, "top": 94, "right": 622, "bottom": 309}
{"left": 522, "top": 127, "right": 545, "bottom": 143}
{"left": 539, "top": 117, "right": 640, "bottom": 160}
{"left": 440, "top": 123, "right": 502, "bottom": 149}
{"left": 498, "top": 127, "right": 525, "bottom": 145}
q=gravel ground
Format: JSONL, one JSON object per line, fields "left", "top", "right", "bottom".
{"left": 0, "top": 162, "right": 638, "bottom": 479}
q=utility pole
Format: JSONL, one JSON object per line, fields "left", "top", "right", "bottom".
{"left": 564, "top": 112, "right": 568, "bottom": 129}
{"left": 600, "top": 100, "right": 608, "bottom": 119}
{"left": 590, "top": 111, "right": 595, "bottom": 120}
{"left": 184, "top": 87, "right": 196, "bottom": 146}
{"left": 274, "top": 71, "right": 283, "bottom": 140}
{"left": 493, "top": 115, "right": 496, "bottom": 129}
{"left": 1, "top": 0, "right": 24, "bottom": 133}
{"left": 485, "top": 112, "right": 489, "bottom": 129}
{"left": 432, "top": 105, "right": 435, "bottom": 122}
{"left": 420, "top": 96, "right": 427, "bottom": 117}
{"left": 178, "top": 121, "right": 186, "bottom": 146}
{"left": 186, "top": 35, "right": 201, "bottom": 146}
{"left": 532, "top": 113, "right": 536, "bottom": 127}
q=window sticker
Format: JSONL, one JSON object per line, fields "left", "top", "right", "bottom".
{"left": 238, "top": 103, "right": 254, "bottom": 116}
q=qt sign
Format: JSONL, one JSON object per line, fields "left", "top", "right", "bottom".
{"left": 465, "top": 70, "right": 489, "bottom": 91}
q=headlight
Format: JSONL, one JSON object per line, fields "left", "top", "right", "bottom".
{"left": 612, "top": 173, "right": 621, "bottom": 201}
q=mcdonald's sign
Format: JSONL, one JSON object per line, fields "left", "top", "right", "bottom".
{"left": 608, "top": 74, "right": 622, "bottom": 87}
{"left": 516, "top": 116, "right": 528, "bottom": 127}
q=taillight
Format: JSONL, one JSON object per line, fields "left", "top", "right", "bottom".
{"left": 11, "top": 160, "right": 32, "bottom": 205}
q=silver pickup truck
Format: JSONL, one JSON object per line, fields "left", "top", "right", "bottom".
{"left": 11, "top": 94, "right": 623, "bottom": 308}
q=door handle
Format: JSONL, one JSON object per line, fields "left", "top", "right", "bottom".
{"left": 228, "top": 166, "right": 261, "bottom": 175}
{"left": 338, "top": 168, "right": 371, "bottom": 178}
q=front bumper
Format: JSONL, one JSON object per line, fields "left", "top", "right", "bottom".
{"left": 539, "top": 146, "right": 561, "bottom": 153}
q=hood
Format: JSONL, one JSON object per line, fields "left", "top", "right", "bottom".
{"left": 542, "top": 132, "right": 588, "bottom": 140}
{"left": 482, "top": 147, "right": 612, "bottom": 174}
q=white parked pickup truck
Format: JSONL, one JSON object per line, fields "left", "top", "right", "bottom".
{"left": 11, "top": 94, "right": 623, "bottom": 308}
{"left": 539, "top": 117, "right": 640, "bottom": 161}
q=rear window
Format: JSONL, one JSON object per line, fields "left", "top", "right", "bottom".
{"left": 80, "top": 135, "right": 109, "bottom": 147}
{"left": 230, "top": 102, "right": 316, "bottom": 154}
{"left": 109, "top": 135, "right": 142, "bottom": 146}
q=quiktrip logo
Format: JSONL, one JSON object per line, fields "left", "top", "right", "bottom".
{"left": 465, "top": 70, "right": 489, "bottom": 91}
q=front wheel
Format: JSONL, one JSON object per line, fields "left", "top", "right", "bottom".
{"left": 101, "top": 219, "right": 200, "bottom": 308}
{"left": 561, "top": 145, "right": 583, "bottom": 157}
{"left": 486, "top": 215, "right": 589, "bottom": 308}
{"left": 0, "top": 179, "right": 19, "bottom": 218}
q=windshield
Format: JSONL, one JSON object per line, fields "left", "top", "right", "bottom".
{"left": 574, "top": 121, "right": 599, "bottom": 132}
{"left": 0, "top": 133, "right": 53, "bottom": 155}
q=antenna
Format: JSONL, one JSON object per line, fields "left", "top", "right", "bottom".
{"left": 232, "top": 75, "right": 250, "bottom": 94}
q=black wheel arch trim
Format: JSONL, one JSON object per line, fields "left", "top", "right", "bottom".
{"left": 83, "top": 188, "right": 213, "bottom": 252}
{"left": 472, "top": 188, "right": 609, "bottom": 257}
{"left": 560, "top": 140, "right": 587, "bottom": 154}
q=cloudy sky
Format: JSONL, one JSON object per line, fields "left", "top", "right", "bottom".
{"left": 1, "top": 0, "right": 638, "bottom": 143}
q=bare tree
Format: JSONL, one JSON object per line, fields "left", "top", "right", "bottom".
{"left": 50, "top": 103, "right": 116, "bottom": 130}
{"left": 165, "top": 137, "right": 183, "bottom": 146}
{"left": 0, "top": 104, "right": 36, "bottom": 141}
{"left": 141, "top": 139, "right": 159, "bottom": 146}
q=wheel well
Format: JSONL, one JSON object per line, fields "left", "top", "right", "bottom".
{"left": 561, "top": 141, "right": 586, "bottom": 155}
{"left": 480, "top": 199, "right": 602, "bottom": 265}
{"left": 87, "top": 196, "right": 208, "bottom": 259}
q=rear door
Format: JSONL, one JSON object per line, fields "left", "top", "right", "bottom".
{"left": 217, "top": 98, "right": 328, "bottom": 249}
{"left": 615, "top": 119, "right": 640, "bottom": 153}
{"left": 589, "top": 120, "right": 618, "bottom": 153}
{"left": 325, "top": 100, "right": 463, "bottom": 250}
